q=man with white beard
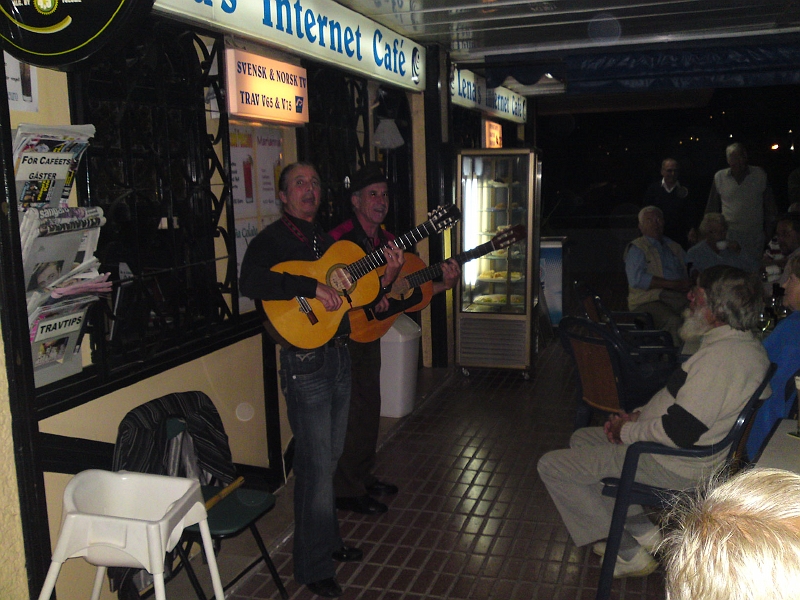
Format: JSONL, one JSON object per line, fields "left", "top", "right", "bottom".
{"left": 677, "top": 287, "right": 716, "bottom": 342}
{"left": 538, "top": 265, "right": 771, "bottom": 579}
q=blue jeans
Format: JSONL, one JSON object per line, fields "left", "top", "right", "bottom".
{"left": 280, "top": 343, "right": 351, "bottom": 584}
{"left": 333, "top": 339, "right": 382, "bottom": 497}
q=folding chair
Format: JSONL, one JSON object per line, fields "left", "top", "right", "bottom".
{"left": 112, "top": 391, "right": 288, "bottom": 599}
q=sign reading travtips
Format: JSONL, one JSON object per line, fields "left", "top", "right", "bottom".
{"left": 154, "top": 0, "right": 425, "bottom": 91}
{"left": 0, "top": 0, "right": 155, "bottom": 68}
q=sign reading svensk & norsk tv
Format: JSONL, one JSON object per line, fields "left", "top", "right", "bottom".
{"left": 226, "top": 49, "right": 308, "bottom": 125}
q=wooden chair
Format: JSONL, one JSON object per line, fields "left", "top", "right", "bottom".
{"left": 594, "top": 362, "right": 777, "bottom": 600}
{"left": 573, "top": 280, "right": 677, "bottom": 353}
{"left": 559, "top": 316, "right": 676, "bottom": 427}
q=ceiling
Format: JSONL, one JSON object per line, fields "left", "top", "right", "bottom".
{"left": 336, "top": 0, "right": 800, "bottom": 105}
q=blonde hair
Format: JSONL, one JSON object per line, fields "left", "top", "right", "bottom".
{"left": 663, "top": 468, "right": 800, "bottom": 600}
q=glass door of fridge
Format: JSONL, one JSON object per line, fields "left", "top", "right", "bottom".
{"left": 459, "top": 153, "right": 529, "bottom": 314}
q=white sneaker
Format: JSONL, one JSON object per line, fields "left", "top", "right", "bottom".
{"left": 592, "top": 526, "right": 662, "bottom": 558}
{"left": 611, "top": 547, "right": 659, "bottom": 578}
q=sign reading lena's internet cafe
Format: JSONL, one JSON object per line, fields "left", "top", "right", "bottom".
{"left": 226, "top": 49, "right": 308, "bottom": 125}
{"left": 0, "top": 0, "right": 154, "bottom": 68}
{"left": 154, "top": 0, "right": 425, "bottom": 92}
{"left": 450, "top": 67, "right": 527, "bottom": 124}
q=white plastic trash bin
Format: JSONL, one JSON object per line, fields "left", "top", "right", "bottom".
{"left": 380, "top": 314, "right": 422, "bottom": 418}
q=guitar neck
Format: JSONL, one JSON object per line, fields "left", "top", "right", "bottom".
{"left": 346, "top": 220, "right": 445, "bottom": 281}
{"left": 404, "top": 239, "right": 496, "bottom": 288}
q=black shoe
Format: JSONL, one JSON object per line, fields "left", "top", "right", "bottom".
{"left": 307, "top": 577, "right": 343, "bottom": 597}
{"left": 335, "top": 494, "right": 388, "bottom": 514}
{"left": 366, "top": 480, "right": 399, "bottom": 496}
{"left": 332, "top": 545, "right": 363, "bottom": 562}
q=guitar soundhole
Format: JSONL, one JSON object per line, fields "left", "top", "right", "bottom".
{"left": 329, "top": 267, "right": 355, "bottom": 294}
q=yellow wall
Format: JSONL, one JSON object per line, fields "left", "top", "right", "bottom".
{"left": 0, "top": 63, "right": 73, "bottom": 600}
{"left": 40, "top": 334, "right": 278, "bottom": 599}
{"left": 8, "top": 65, "right": 292, "bottom": 600}
{"left": 0, "top": 338, "right": 29, "bottom": 599}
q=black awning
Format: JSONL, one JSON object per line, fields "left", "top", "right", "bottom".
{"left": 485, "top": 43, "right": 800, "bottom": 94}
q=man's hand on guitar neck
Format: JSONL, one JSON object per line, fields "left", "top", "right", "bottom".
{"left": 381, "top": 242, "right": 405, "bottom": 284}
{"left": 315, "top": 283, "right": 344, "bottom": 311}
{"left": 375, "top": 242, "right": 405, "bottom": 313}
{"left": 433, "top": 259, "right": 461, "bottom": 295}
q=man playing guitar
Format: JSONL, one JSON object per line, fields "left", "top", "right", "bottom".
{"left": 240, "top": 161, "right": 404, "bottom": 598}
{"left": 329, "top": 162, "right": 459, "bottom": 516}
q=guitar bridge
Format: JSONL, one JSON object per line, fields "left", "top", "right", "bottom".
{"left": 296, "top": 297, "right": 318, "bottom": 325}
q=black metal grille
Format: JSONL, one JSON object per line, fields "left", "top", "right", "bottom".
{"left": 300, "top": 64, "right": 369, "bottom": 230}
{"left": 36, "top": 18, "right": 259, "bottom": 415}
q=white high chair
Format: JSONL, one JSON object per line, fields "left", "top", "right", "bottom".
{"left": 38, "top": 469, "right": 225, "bottom": 600}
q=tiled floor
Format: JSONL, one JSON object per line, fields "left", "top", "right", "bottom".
{"left": 178, "top": 341, "right": 667, "bottom": 600}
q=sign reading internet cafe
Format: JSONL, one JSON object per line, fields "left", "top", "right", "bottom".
{"left": 154, "top": 0, "right": 425, "bottom": 92}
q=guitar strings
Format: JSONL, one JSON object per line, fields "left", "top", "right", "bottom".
{"left": 344, "top": 206, "right": 458, "bottom": 281}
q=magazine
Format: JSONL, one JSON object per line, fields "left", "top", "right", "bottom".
{"left": 13, "top": 124, "right": 106, "bottom": 386}
{"left": 21, "top": 207, "right": 106, "bottom": 306}
{"left": 13, "top": 124, "right": 95, "bottom": 209}
{"left": 29, "top": 294, "right": 96, "bottom": 387}
{"left": 23, "top": 229, "right": 85, "bottom": 296}
{"left": 26, "top": 257, "right": 112, "bottom": 315}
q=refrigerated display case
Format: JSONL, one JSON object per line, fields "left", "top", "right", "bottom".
{"left": 455, "top": 148, "right": 541, "bottom": 376}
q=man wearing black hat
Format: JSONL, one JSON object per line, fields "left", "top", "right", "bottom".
{"left": 240, "top": 161, "right": 404, "bottom": 598}
{"left": 330, "top": 163, "right": 460, "bottom": 515}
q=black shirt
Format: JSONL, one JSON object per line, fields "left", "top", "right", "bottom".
{"left": 240, "top": 213, "right": 332, "bottom": 301}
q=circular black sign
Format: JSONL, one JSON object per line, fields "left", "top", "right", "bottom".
{"left": 0, "top": 0, "right": 154, "bottom": 69}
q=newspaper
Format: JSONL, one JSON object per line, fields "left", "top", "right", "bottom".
{"left": 21, "top": 206, "right": 106, "bottom": 296}
{"left": 27, "top": 257, "right": 112, "bottom": 315}
{"left": 23, "top": 229, "right": 85, "bottom": 298}
{"left": 13, "top": 124, "right": 104, "bottom": 386}
{"left": 13, "top": 123, "right": 95, "bottom": 209}
{"left": 21, "top": 208, "right": 108, "bottom": 328}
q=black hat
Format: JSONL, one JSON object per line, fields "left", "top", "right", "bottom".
{"left": 349, "top": 162, "right": 387, "bottom": 194}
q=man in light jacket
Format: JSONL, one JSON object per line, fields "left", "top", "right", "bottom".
{"left": 538, "top": 265, "right": 771, "bottom": 579}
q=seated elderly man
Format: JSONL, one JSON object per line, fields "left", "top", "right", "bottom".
{"left": 624, "top": 206, "right": 691, "bottom": 344}
{"left": 763, "top": 208, "right": 800, "bottom": 275}
{"left": 685, "top": 212, "right": 759, "bottom": 277}
{"left": 774, "top": 212, "right": 800, "bottom": 285}
{"left": 537, "top": 266, "right": 770, "bottom": 578}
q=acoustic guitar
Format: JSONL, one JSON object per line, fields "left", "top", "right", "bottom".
{"left": 261, "top": 204, "right": 460, "bottom": 349}
{"left": 349, "top": 224, "right": 527, "bottom": 343}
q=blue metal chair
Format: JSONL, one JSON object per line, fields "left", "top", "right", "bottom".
{"left": 594, "top": 362, "right": 776, "bottom": 600}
